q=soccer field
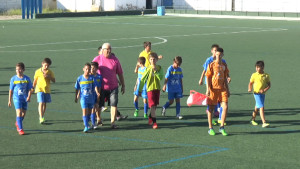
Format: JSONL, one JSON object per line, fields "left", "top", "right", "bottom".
{"left": 0, "top": 15, "right": 299, "bottom": 169}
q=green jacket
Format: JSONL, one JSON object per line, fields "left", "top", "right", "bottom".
{"left": 139, "top": 65, "right": 163, "bottom": 92}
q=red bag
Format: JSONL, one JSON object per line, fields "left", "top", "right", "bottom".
{"left": 187, "top": 90, "right": 207, "bottom": 107}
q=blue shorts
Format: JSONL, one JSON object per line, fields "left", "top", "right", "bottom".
{"left": 133, "top": 89, "right": 148, "bottom": 99}
{"left": 168, "top": 92, "right": 183, "bottom": 100}
{"left": 254, "top": 93, "right": 265, "bottom": 108}
{"left": 37, "top": 92, "right": 51, "bottom": 103}
{"left": 13, "top": 100, "right": 28, "bottom": 110}
{"left": 80, "top": 100, "right": 94, "bottom": 109}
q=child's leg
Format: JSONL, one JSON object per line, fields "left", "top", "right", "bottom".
{"left": 38, "top": 102, "right": 46, "bottom": 118}
{"left": 220, "top": 102, "right": 228, "bottom": 127}
{"left": 91, "top": 107, "right": 96, "bottom": 126}
{"left": 16, "top": 109, "right": 23, "bottom": 130}
{"left": 94, "top": 104, "right": 101, "bottom": 123}
{"left": 175, "top": 98, "right": 181, "bottom": 116}
{"left": 259, "top": 107, "right": 266, "bottom": 123}
{"left": 207, "top": 105, "right": 214, "bottom": 129}
{"left": 82, "top": 108, "right": 90, "bottom": 128}
{"left": 150, "top": 106, "right": 157, "bottom": 123}
{"left": 252, "top": 107, "right": 259, "bottom": 121}
{"left": 134, "top": 95, "right": 139, "bottom": 110}
{"left": 143, "top": 98, "right": 148, "bottom": 115}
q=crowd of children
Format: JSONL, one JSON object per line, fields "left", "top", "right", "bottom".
{"left": 8, "top": 42, "right": 271, "bottom": 136}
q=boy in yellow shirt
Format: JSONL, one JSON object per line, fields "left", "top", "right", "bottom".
{"left": 248, "top": 61, "right": 271, "bottom": 128}
{"left": 33, "top": 58, "right": 55, "bottom": 124}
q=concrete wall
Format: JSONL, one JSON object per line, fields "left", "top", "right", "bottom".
{"left": 235, "top": 0, "right": 300, "bottom": 12}
{"left": 57, "top": 0, "right": 92, "bottom": 12}
{"left": 173, "top": 0, "right": 232, "bottom": 11}
{"left": 102, "top": 0, "right": 146, "bottom": 11}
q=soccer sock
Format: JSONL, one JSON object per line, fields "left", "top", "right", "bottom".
{"left": 82, "top": 116, "right": 89, "bottom": 128}
{"left": 176, "top": 102, "right": 181, "bottom": 116}
{"left": 91, "top": 113, "right": 96, "bottom": 126}
{"left": 21, "top": 117, "right": 24, "bottom": 121}
{"left": 144, "top": 103, "right": 148, "bottom": 114}
{"left": 134, "top": 101, "right": 139, "bottom": 110}
{"left": 17, "top": 117, "right": 23, "bottom": 130}
{"left": 87, "top": 114, "right": 91, "bottom": 122}
{"left": 214, "top": 105, "right": 218, "bottom": 113}
{"left": 163, "top": 102, "right": 170, "bottom": 109}
{"left": 219, "top": 107, "right": 223, "bottom": 120}
{"left": 206, "top": 105, "right": 209, "bottom": 111}
{"left": 152, "top": 117, "right": 157, "bottom": 123}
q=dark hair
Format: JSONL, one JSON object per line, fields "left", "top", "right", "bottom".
{"left": 91, "top": 62, "right": 99, "bottom": 68}
{"left": 255, "top": 60, "right": 264, "bottom": 68}
{"left": 16, "top": 62, "right": 25, "bottom": 70}
{"left": 98, "top": 46, "right": 102, "bottom": 51}
{"left": 43, "top": 58, "right": 52, "bottom": 65}
{"left": 211, "top": 44, "right": 219, "bottom": 49}
{"left": 138, "top": 57, "right": 146, "bottom": 65}
{"left": 149, "top": 52, "right": 158, "bottom": 60}
{"left": 216, "top": 47, "right": 224, "bottom": 53}
{"left": 144, "top": 41, "right": 151, "bottom": 48}
{"left": 85, "top": 63, "right": 91, "bottom": 68}
{"left": 174, "top": 56, "right": 182, "bottom": 64}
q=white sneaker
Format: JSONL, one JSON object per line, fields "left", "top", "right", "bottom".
{"left": 177, "top": 115, "right": 183, "bottom": 120}
{"left": 101, "top": 107, "right": 108, "bottom": 112}
{"left": 162, "top": 107, "right": 166, "bottom": 116}
{"left": 92, "top": 125, "right": 98, "bottom": 130}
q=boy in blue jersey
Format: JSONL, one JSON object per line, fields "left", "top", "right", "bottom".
{"left": 133, "top": 57, "right": 148, "bottom": 118}
{"left": 199, "top": 44, "right": 231, "bottom": 125}
{"left": 162, "top": 56, "right": 184, "bottom": 119}
{"left": 8, "top": 62, "right": 33, "bottom": 135}
{"left": 75, "top": 63, "right": 100, "bottom": 132}
{"left": 91, "top": 62, "right": 102, "bottom": 129}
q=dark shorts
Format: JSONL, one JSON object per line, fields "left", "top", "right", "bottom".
{"left": 147, "top": 90, "right": 160, "bottom": 108}
{"left": 99, "top": 88, "right": 118, "bottom": 107}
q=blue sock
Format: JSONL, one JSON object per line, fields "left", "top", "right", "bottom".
{"left": 144, "top": 103, "right": 148, "bottom": 114}
{"left": 17, "top": 117, "right": 23, "bottom": 130}
{"left": 219, "top": 107, "right": 223, "bottom": 120}
{"left": 206, "top": 105, "right": 209, "bottom": 111}
{"left": 82, "top": 116, "right": 89, "bottom": 128}
{"left": 163, "top": 102, "right": 170, "bottom": 109}
{"left": 214, "top": 105, "right": 218, "bottom": 113}
{"left": 21, "top": 117, "right": 24, "bottom": 121}
{"left": 176, "top": 102, "right": 181, "bottom": 116}
{"left": 87, "top": 114, "right": 91, "bottom": 122}
{"left": 134, "top": 101, "right": 139, "bottom": 110}
{"left": 91, "top": 113, "right": 96, "bottom": 126}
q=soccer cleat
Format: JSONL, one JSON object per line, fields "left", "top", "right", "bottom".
{"left": 97, "top": 120, "right": 103, "bottom": 126}
{"left": 262, "top": 123, "right": 270, "bottom": 128}
{"left": 39, "top": 117, "right": 45, "bottom": 124}
{"left": 116, "top": 114, "right": 128, "bottom": 121}
{"left": 144, "top": 113, "right": 148, "bottom": 118}
{"left": 134, "top": 109, "right": 139, "bottom": 117}
{"left": 208, "top": 128, "right": 215, "bottom": 136}
{"left": 83, "top": 127, "right": 90, "bottom": 133}
{"left": 250, "top": 120, "right": 258, "bottom": 126}
{"left": 218, "top": 120, "right": 227, "bottom": 126}
{"left": 15, "top": 121, "right": 19, "bottom": 131}
{"left": 148, "top": 117, "right": 153, "bottom": 125}
{"left": 111, "top": 124, "right": 118, "bottom": 129}
{"left": 92, "top": 125, "right": 98, "bottom": 130}
{"left": 219, "top": 128, "right": 228, "bottom": 136}
{"left": 212, "top": 120, "right": 217, "bottom": 126}
{"left": 177, "top": 115, "right": 183, "bottom": 120}
{"left": 161, "top": 107, "right": 166, "bottom": 116}
{"left": 101, "top": 107, "right": 108, "bottom": 112}
{"left": 152, "top": 123, "right": 158, "bottom": 129}
{"left": 18, "top": 129, "right": 25, "bottom": 135}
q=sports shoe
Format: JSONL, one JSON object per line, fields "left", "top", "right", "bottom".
{"left": 219, "top": 128, "right": 228, "bottom": 136}
{"left": 101, "top": 107, "right": 108, "bottom": 112}
{"left": 18, "top": 129, "right": 25, "bottom": 135}
{"left": 177, "top": 115, "right": 183, "bottom": 120}
{"left": 262, "top": 123, "right": 270, "bottom": 128}
{"left": 212, "top": 120, "right": 217, "bottom": 126}
{"left": 152, "top": 123, "right": 158, "bottom": 129}
{"left": 161, "top": 107, "right": 166, "bottom": 116}
{"left": 208, "top": 128, "right": 215, "bottom": 136}
{"left": 39, "top": 117, "right": 45, "bottom": 124}
{"left": 250, "top": 120, "right": 258, "bottom": 126}
{"left": 15, "top": 121, "right": 19, "bottom": 131}
{"left": 83, "top": 127, "right": 90, "bottom": 133}
{"left": 92, "top": 125, "right": 98, "bottom": 130}
{"left": 218, "top": 120, "right": 227, "bottom": 126}
{"left": 111, "top": 124, "right": 118, "bottom": 129}
{"left": 134, "top": 109, "right": 139, "bottom": 117}
{"left": 116, "top": 114, "right": 128, "bottom": 121}
{"left": 148, "top": 117, "right": 153, "bottom": 125}
{"left": 144, "top": 113, "right": 148, "bottom": 118}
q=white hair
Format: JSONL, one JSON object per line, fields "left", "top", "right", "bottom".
{"left": 102, "top": 43, "right": 111, "bottom": 49}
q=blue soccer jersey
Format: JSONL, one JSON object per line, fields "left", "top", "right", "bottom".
{"left": 165, "top": 65, "right": 183, "bottom": 93}
{"left": 134, "top": 67, "right": 147, "bottom": 98}
{"left": 75, "top": 75, "right": 96, "bottom": 103}
{"left": 9, "top": 75, "right": 32, "bottom": 101}
{"left": 93, "top": 73, "right": 102, "bottom": 88}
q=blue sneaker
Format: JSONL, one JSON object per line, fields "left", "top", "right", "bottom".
{"left": 83, "top": 127, "right": 90, "bottom": 133}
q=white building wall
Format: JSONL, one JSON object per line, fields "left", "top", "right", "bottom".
{"left": 57, "top": 0, "right": 92, "bottom": 12}
{"left": 173, "top": 0, "right": 232, "bottom": 11}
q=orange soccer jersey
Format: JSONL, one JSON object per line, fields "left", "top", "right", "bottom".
{"left": 205, "top": 61, "right": 229, "bottom": 105}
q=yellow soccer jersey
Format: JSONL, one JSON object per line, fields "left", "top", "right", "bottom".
{"left": 34, "top": 68, "right": 55, "bottom": 93}
{"left": 139, "top": 50, "right": 152, "bottom": 67}
{"left": 250, "top": 72, "right": 270, "bottom": 94}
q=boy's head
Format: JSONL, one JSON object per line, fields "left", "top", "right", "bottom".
{"left": 83, "top": 63, "right": 91, "bottom": 75}
{"left": 255, "top": 60, "right": 264, "bottom": 73}
{"left": 144, "top": 41, "right": 151, "bottom": 51}
{"left": 91, "top": 62, "right": 99, "bottom": 74}
{"left": 215, "top": 47, "right": 224, "bottom": 60}
{"left": 211, "top": 44, "right": 219, "bottom": 57}
{"left": 16, "top": 62, "right": 25, "bottom": 75}
{"left": 42, "top": 58, "right": 52, "bottom": 71}
{"left": 149, "top": 52, "right": 158, "bottom": 66}
{"left": 173, "top": 56, "right": 182, "bottom": 69}
{"left": 137, "top": 57, "right": 146, "bottom": 67}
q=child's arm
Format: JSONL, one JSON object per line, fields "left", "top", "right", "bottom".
{"left": 162, "top": 78, "right": 168, "bottom": 92}
{"left": 206, "top": 77, "right": 212, "bottom": 96}
{"left": 32, "top": 78, "right": 37, "bottom": 89}
{"left": 158, "top": 55, "right": 163, "bottom": 59}
{"left": 181, "top": 79, "right": 183, "bottom": 94}
{"left": 224, "top": 79, "right": 230, "bottom": 98}
{"left": 227, "top": 74, "right": 231, "bottom": 84}
{"left": 154, "top": 66, "right": 164, "bottom": 81}
{"left": 75, "top": 89, "right": 79, "bottom": 103}
{"left": 8, "top": 89, "right": 13, "bottom": 107}
{"left": 95, "top": 87, "right": 101, "bottom": 98}
{"left": 260, "top": 82, "right": 271, "bottom": 93}
{"left": 199, "top": 69, "right": 206, "bottom": 85}
{"left": 134, "top": 78, "right": 139, "bottom": 92}
{"left": 134, "top": 62, "right": 139, "bottom": 73}
{"left": 248, "top": 82, "right": 253, "bottom": 92}
{"left": 26, "top": 89, "right": 32, "bottom": 102}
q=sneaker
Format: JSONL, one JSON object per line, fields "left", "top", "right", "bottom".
{"left": 212, "top": 120, "right": 217, "bottom": 126}
{"left": 148, "top": 117, "right": 153, "bottom": 125}
{"left": 177, "top": 115, "right": 183, "bottom": 120}
{"left": 134, "top": 109, "right": 139, "bottom": 117}
{"left": 92, "top": 125, "right": 98, "bottom": 130}
{"left": 15, "top": 121, "right": 19, "bottom": 131}
{"left": 219, "top": 128, "right": 228, "bottom": 136}
{"left": 39, "top": 117, "right": 45, "bottom": 124}
{"left": 208, "top": 128, "right": 215, "bottom": 136}
{"left": 161, "top": 107, "right": 166, "bottom": 116}
{"left": 97, "top": 120, "right": 103, "bottom": 126}
{"left": 262, "top": 123, "right": 270, "bottom": 128}
{"left": 250, "top": 120, "right": 258, "bottom": 126}
{"left": 116, "top": 114, "right": 128, "bottom": 121}
{"left": 152, "top": 123, "right": 158, "bottom": 129}
{"left": 83, "top": 127, "right": 90, "bottom": 133}
{"left": 218, "top": 120, "right": 227, "bottom": 126}
{"left": 18, "top": 129, "right": 25, "bottom": 135}
{"left": 144, "top": 113, "right": 148, "bottom": 118}
{"left": 101, "top": 107, "right": 108, "bottom": 112}
{"left": 111, "top": 124, "right": 118, "bottom": 129}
